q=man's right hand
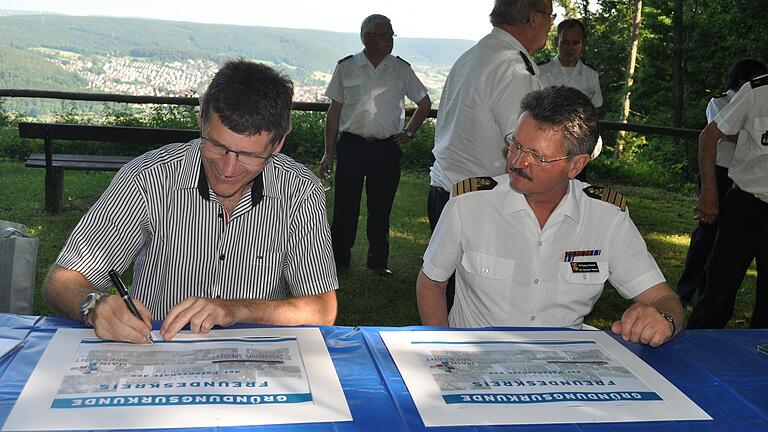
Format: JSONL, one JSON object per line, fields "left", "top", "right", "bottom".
{"left": 89, "top": 295, "right": 153, "bottom": 344}
{"left": 319, "top": 154, "right": 333, "bottom": 176}
{"left": 695, "top": 188, "right": 719, "bottom": 224}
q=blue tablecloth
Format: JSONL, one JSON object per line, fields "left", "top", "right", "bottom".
{"left": 0, "top": 315, "right": 766, "bottom": 431}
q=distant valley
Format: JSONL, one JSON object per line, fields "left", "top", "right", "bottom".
{"left": 0, "top": 12, "right": 476, "bottom": 115}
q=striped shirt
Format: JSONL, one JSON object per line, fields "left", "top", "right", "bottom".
{"left": 56, "top": 140, "right": 338, "bottom": 319}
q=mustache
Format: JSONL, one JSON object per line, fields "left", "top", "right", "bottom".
{"left": 510, "top": 167, "right": 532, "bottom": 181}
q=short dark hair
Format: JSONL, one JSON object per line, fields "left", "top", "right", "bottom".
{"left": 520, "top": 86, "right": 599, "bottom": 156}
{"left": 200, "top": 59, "right": 294, "bottom": 146}
{"left": 727, "top": 58, "right": 767, "bottom": 91}
{"left": 556, "top": 19, "right": 586, "bottom": 40}
{"left": 489, "top": 0, "right": 546, "bottom": 26}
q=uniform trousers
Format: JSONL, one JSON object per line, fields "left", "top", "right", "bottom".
{"left": 427, "top": 185, "right": 456, "bottom": 311}
{"left": 688, "top": 186, "right": 768, "bottom": 328}
{"left": 331, "top": 132, "right": 401, "bottom": 269}
{"left": 676, "top": 166, "right": 733, "bottom": 305}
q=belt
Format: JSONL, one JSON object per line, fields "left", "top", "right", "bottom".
{"left": 342, "top": 132, "right": 395, "bottom": 143}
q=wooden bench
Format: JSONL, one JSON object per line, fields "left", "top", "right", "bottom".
{"left": 19, "top": 122, "right": 199, "bottom": 213}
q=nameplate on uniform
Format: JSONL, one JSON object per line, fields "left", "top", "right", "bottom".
{"left": 570, "top": 262, "right": 600, "bottom": 273}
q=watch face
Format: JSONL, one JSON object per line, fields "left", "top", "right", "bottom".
{"left": 80, "top": 293, "right": 105, "bottom": 324}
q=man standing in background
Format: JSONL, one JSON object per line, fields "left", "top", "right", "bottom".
{"left": 538, "top": 19, "right": 602, "bottom": 109}
{"left": 427, "top": 0, "right": 553, "bottom": 308}
{"left": 676, "top": 59, "right": 766, "bottom": 307}
{"left": 538, "top": 18, "right": 602, "bottom": 180}
{"left": 321, "top": 14, "right": 431, "bottom": 277}
{"left": 688, "top": 70, "right": 768, "bottom": 329}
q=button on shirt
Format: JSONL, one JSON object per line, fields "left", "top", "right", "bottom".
{"left": 56, "top": 140, "right": 338, "bottom": 319}
{"left": 325, "top": 52, "right": 428, "bottom": 139}
{"left": 707, "top": 89, "right": 737, "bottom": 168}
{"left": 430, "top": 28, "right": 542, "bottom": 191}
{"left": 714, "top": 75, "right": 768, "bottom": 203}
{"left": 538, "top": 56, "right": 603, "bottom": 108}
{"left": 422, "top": 176, "right": 665, "bottom": 329}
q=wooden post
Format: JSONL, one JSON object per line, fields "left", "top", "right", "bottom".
{"left": 43, "top": 133, "right": 63, "bottom": 213}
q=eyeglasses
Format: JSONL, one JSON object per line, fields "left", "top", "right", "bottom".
{"left": 505, "top": 133, "right": 572, "bottom": 166}
{"left": 201, "top": 136, "right": 271, "bottom": 167}
{"left": 535, "top": 9, "right": 557, "bottom": 21}
{"left": 367, "top": 32, "right": 397, "bottom": 39}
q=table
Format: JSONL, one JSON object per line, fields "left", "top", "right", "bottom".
{"left": 0, "top": 314, "right": 765, "bottom": 431}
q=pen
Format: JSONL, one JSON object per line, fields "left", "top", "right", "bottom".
{"left": 108, "top": 269, "right": 154, "bottom": 344}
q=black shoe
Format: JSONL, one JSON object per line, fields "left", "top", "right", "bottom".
{"left": 368, "top": 265, "right": 393, "bottom": 277}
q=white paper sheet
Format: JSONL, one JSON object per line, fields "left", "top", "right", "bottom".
{"left": 3, "top": 328, "right": 351, "bottom": 431}
{"left": 380, "top": 330, "right": 711, "bottom": 427}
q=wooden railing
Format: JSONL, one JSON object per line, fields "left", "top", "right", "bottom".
{"left": 0, "top": 89, "right": 700, "bottom": 138}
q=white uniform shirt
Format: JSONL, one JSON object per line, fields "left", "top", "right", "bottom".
{"left": 57, "top": 141, "right": 338, "bottom": 319}
{"left": 706, "top": 89, "right": 736, "bottom": 168}
{"left": 325, "top": 52, "right": 428, "bottom": 139}
{"left": 430, "top": 28, "right": 542, "bottom": 191}
{"left": 538, "top": 56, "right": 603, "bottom": 108}
{"left": 423, "top": 176, "right": 665, "bottom": 329}
{"left": 714, "top": 75, "right": 768, "bottom": 202}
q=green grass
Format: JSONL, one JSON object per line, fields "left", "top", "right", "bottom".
{"left": 0, "top": 160, "right": 757, "bottom": 328}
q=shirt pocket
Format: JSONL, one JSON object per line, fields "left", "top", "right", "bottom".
{"left": 250, "top": 251, "right": 283, "bottom": 296}
{"left": 461, "top": 251, "right": 515, "bottom": 280}
{"left": 342, "top": 78, "right": 365, "bottom": 104}
{"left": 753, "top": 117, "right": 768, "bottom": 148}
{"left": 556, "top": 261, "right": 609, "bottom": 308}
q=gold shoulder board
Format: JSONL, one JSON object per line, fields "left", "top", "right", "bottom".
{"left": 582, "top": 185, "right": 627, "bottom": 211}
{"left": 452, "top": 177, "right": 498, "bottom": 197}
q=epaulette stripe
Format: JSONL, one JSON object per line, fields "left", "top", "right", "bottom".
{"left": 396, "top": 56, "right": 411, "bottom": 66}
{"left": 452, "top": 176, "right": 498, "bottom": 196}
{"left": 582, "top": 185, "right": 627, "bottom": 211}
{"left": 337, "top": 54, "right": 353, "bottom": 64}
{"left": 751, "top": 73, "right": 768, "bottom": 89}
{"left": 519, "top": 51, "right": 535, "bottom": 76}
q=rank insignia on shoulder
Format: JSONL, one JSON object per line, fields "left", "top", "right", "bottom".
{"left": 583, "top": 185, "right": 627, "bottom": 211}
{"left": 452, "top": 177, "right": 498, "bottom": 197}
{"left": 519, "top": 51, "right": 535, "bottom": 75}
{"left": 396, "top": 56, "right": 411, "bottom": 66}
{"left": 337, "top": 54, "right": 353, "bottom": 64}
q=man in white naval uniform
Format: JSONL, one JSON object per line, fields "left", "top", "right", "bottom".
{"left": 676, "top": 59, "right": 767, "bottom": 306}
{"left": 689, "top": 72, "right": 768, "bottom": 329}
{"left": 418, "top": 86, "right": 683, "bottom": 347}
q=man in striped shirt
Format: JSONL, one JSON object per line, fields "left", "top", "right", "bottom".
{"left": 44, "top": 60, "right": 338, "bottom": 343}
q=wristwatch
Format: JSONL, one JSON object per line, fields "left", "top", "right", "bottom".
{"left": 659, "top": 311, "right": 676, "bottom": 334}
{"left": 79, "top": 292, "right": 110, "bottom": 327}
{"left": 402, "top": 128, "right": 414, "bottom": 138}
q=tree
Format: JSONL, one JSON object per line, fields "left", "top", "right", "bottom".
{"left": 615, "top": 0, "right": 643, "bottom": 159}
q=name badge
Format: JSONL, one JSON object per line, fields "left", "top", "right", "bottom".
{"left": 570, "top": 262, "right": 600, "bottom": 273}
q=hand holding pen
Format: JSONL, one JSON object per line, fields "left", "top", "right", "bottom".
{"left": 108, "top": 270, "right": 154, "bottom": 344}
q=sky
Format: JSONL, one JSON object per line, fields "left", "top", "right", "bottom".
{"left": 0, "top": 0, "right": 498, "bottom": 41}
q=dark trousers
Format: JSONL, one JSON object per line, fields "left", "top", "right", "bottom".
{"left": 331, "top": 132, "right": 401, "bottom": 269}
{"left": 676, "top": 166, "right": 733, "bottom": 305}
{"left": 688, "top": 186, "right": 768, "bottom": 328}
{"left": 427, "top": 185, "right": 456, "bottom": 311}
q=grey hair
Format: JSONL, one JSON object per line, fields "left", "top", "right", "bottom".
{"left": 360, "top": 14, "right": 391, "bottom": 43}
{"left": 519, "top": 86, "right": 599, "bottom": 156}
{"left": 490, "top": 0, "right": 546, "bottom": 26}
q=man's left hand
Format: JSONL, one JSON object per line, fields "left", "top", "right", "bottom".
{"left": 160, "top": 297, "right": 240, "bottom": 341}
{"left": 611, "top": 303, "right": 674, "bottom": 347}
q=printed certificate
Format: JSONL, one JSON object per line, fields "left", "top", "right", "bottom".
{"left": 380, "top": 330, "right": 711, "bottom": 427}
{"left": 3, "top": 328, "right": 351, "bottom": 430}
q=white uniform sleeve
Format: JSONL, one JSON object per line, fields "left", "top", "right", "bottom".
{"left": 404, "top": 67, "right": 428, "bottom": 103}
{"left": 606, "top": 208, "right": 666, "bottom": 299}
{"left": 489, "top": 66, "right": 542, "bottom": 136}
{"left": 422, "top": 198, "right": 463, "bottom": 282}
{"left": 705, "top": 97, "right": 721, "bottom": 123}
{"left": 591, "top": 71, "right": 603, "bottom": 108}
{"left": 714, "top": 84, "right": 753, "bottom": 135}
{"left": 324, "top": 63, "right": 344, "bottom": 103}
